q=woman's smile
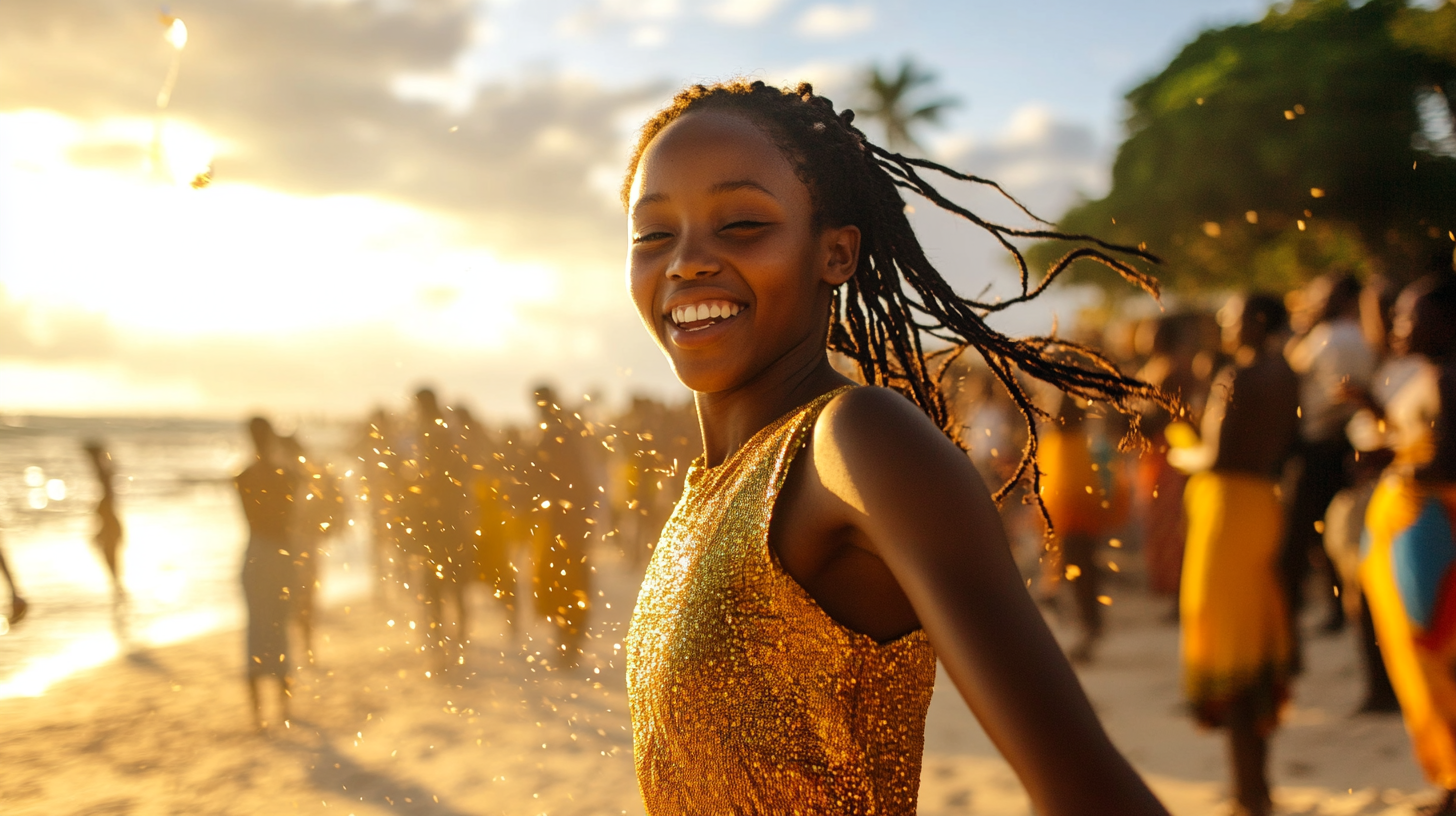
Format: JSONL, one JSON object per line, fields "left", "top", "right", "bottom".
{"left": 663, "top": 295, "right": 749, "bottom": 350}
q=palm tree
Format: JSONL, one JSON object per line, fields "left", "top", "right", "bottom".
{"left": 859, "top": 58, "right": 958, "bottom": 152}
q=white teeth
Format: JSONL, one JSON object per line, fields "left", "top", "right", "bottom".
{"left": 670, "top": 301, "right": 743, "bottom": 326}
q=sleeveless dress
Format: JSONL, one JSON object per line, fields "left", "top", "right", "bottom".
{"left": 626, "top": 387, "right": 937, "bottom": 815}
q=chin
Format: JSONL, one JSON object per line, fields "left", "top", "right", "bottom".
{"left": 666, "top": 354, "right": 753, "bottom": 395}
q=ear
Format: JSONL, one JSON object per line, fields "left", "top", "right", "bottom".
{"left": 819, "top": 224, "right": 861, "bottom": 287}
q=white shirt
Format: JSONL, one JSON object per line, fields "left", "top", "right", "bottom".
{"left": 1286, "top": 317, "right": 1376, "bottom": 442}
{"left": 1347, "top": 355, "right": 1426, "bottom": 451}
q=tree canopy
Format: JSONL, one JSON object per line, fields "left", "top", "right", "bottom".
{"left": 858, "top": 58, "right": 958, "bottom": 152}
{"left": 1032, "top": 0, "right": 1456, "bottom": 294}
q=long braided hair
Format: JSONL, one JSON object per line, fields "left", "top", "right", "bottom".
{"left": 622, "top": 80, "right": 1177, "bottom": 521}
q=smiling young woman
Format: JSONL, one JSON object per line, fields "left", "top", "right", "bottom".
{"left": 620, "top": 80, "right": 1174, "bottom": 816}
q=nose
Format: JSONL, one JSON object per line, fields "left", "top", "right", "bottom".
{"left": 665, "top": 228, "right": 720, "bottom": 280}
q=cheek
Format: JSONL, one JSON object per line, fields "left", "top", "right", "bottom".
{"left": 626, "top": 255, "right": 658, "bottom": 323}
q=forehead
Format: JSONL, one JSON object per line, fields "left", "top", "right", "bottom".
{"left": 629, "top": 110, "right": 803, "bottom": 204}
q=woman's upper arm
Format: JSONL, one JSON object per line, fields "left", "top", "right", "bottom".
{"left": 814, "top": 388, "right": 1167, "bottom": 816}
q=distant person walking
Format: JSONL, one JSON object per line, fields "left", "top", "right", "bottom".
{"left": 527, "top": 386, "right": 592, "bottom": 669}
{"left": 1169, "top": 294, "right": 1301, "bottom": 816}
{"left": 1284, "top": 274, "right": 1375, "bottom": 652}
{"left": 1038, "top": 395, "right": 1122, "bottom": 664}
{"left": 236, "top": 417, "right": 297, "bottom": 729}
{"left": 412, "top": 388, "right": 473, "bottom": 672}
{"left": 82, "top": 441, "right": 125, "bottom": 608}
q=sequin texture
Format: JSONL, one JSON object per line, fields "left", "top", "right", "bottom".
{"left": 626, "top": 388, "right": 937, "bottom": 815}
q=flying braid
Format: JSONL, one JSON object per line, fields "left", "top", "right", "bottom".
{"left": 622, "top": 80, "right": 1178, "bottom": 525}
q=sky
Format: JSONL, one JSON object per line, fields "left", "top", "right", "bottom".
{"left": 0, "top": 0, "right": 1271, "bottom": 421}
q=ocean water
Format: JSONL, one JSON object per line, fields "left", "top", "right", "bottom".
{"left": 0, "top": 415, "right": 374, "bottom": 697}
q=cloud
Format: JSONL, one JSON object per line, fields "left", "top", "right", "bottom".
{"left": 934, "top": 104, "right": 1109, "bottom": 219}
{"left": 0, "top": 0, "right": 656, "bottom": 270}
{"left": 794, "top": 3, "right": 874, "bottom": 39}
{"left": 704, "top": 0, "right": 786, "bottom": 27}
{"left": 892, "top": 105, "right": 1114, "bottom": 336}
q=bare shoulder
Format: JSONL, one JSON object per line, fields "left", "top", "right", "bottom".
{"left": 818, "top": 385, "right": 953, "bottom": 449}
{"left": 812, "top": 386, "right": 982, "bottom": 515}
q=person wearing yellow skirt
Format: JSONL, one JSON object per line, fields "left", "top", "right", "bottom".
{"left": 1360, "top": 275, "right": 1456, "bottom": 815}
{"left": 1038, "top": 396, "right": 1126, "bottom": 663}
{"left": 1169, "top": 294, "right": 1301, "bottom": 816}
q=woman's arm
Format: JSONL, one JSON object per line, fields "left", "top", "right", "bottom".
{"left": 813, "top": 388, "right": 1169, "bottom": 816}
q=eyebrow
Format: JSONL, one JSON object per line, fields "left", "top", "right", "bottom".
{"left": 709, "top": 179, "right": 777, "bottom": 197}
{"left": 631, "top": 179, "right": 778, "bottom": 217}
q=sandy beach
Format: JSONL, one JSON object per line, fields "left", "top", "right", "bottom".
{"left": 0, "top": 551, "right": 1438, "bottom": 816}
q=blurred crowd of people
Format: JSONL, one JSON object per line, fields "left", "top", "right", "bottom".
{"left": 234, "top": 385, "right": 696, "bottom": 727}
{"left": 960, "top": 263, "right": 1456, "bottom": 816}
{"left": 3, "top": 264, "right": 1453, "bottom": 813}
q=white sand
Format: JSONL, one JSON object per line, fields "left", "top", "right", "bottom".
{"left": 0, "top": 553, "right": 1437, "bottom": 815}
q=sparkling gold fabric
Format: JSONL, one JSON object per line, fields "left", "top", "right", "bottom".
{"left": 626, "top": 387, "right": 937, "bottom": 815}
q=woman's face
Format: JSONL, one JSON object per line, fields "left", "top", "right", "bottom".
{"left": 625, "top": 110, "right": 859, "bottom": 394}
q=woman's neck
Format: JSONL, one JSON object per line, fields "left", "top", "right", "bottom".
{"left": 694, "top": 343, "right": 854, "bottom": 468}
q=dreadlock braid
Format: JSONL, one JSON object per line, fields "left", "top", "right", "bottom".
{"left": 622, "top": 80, "right": 1178, "bottom": 524}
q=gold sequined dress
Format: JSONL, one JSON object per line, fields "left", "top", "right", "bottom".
{"left": 626, "top": 387, "right": 937, "bottom": 815}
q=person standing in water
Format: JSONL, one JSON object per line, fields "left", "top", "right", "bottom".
{"left": 1168, "top": 294, "right": 1301, "bottom": 816}
{"left": 82, "top": 441, "right": 125, "bottom": 607}
{"left": 236, "top": 417, "right": 297, "bottom": 729}
{"left": 620, "top": 81, "right": 1172, "bottom": 815}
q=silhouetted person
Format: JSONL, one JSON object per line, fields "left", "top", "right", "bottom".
{"left": 413, "top": 388, "right": 473, "bottom": 672}
{"left": 1136, "top": 315, "right": 1213, "bottom": 610}
{"left": 1038, "top": 394, "right": 1121, "bottom": 663}
{"left": 1169, "top": 294, "right": 1301, "bottom": 816}
{"left": 357, "top": 408, "right": 408, "bottom": 594}
{"left": 0, "top": 536, "right": 26, "bottom": 626}
{"left": 457, "top": 407, "right": 519, "bottom": 638}
{"left": 1330, "top": 275, "right": 1407, "bottom": 714}
{"left": 82, "top": 441, "right": 126, "bottom": 623}
{"left": 1284, "top": 273, "right": 1375, "bottom": 648}
{"left": 277, "top": 434, "right": 341, "bottom": 663}
{"left": 237, "top": 417, "right": 297, "bottom": 729}
{"left": 528, "top": 386, "right": 593, "bottom": 669}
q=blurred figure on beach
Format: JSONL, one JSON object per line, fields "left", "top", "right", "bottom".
{"left": 1325, "top": 274, "right": 1408, "bottom": 714}
{"left": 455, "top": 405, "right": 520, "bottom": 637}
{"left": 528, "top": 386, "right": 593, "bottom": 669}
{"left": 412, "top": 388, "right": 474, "bottom": 672}
{"left": 1037, "top": 393, "right": 1125, "bottom": 663}
{"left": 0, "top": 537, "right": 27, "bottom": 627}
{"left": 355, "top": 408, "right": 406, "bottom": 594}
{"left": 1135, "top": 315, "right": 1216, "bottom": 614}
{"left": 82, "top": 441, "right": 126, "bottom": 616}
{"left": 1169, "top": 293, "right": 1300, "bottom": 816}
{"left": 611, "top": 395, "right": 695, "bottom": 568}
{"left": 1283, "top": 274, "right": 1375, "bottom": 659}
{"left": 1358, "top": 275, "right": 1456, "bottom": 814}
{"left": 278, "top": 434, "right": 342, "bottom": 663}
{"left": 236, "top": 417, "right": 297, "bottom": 729}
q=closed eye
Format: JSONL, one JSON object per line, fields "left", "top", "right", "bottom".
{"left": 632, "top": 230, "right": 672, "bottom": 244}
{"left": 722, "top": 220, "right": 770, "bottom": 232}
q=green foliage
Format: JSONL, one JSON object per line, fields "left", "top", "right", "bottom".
{"left": 1031, "top": 0, "right": 1456, "bottom": 294}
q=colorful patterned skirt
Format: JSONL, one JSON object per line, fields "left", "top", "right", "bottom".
{"left": 1361, "top": 475, "right": 1456, "bottom": 788}
{"left": 1180, "top": 471, "right": 1290, "bottom": 733}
